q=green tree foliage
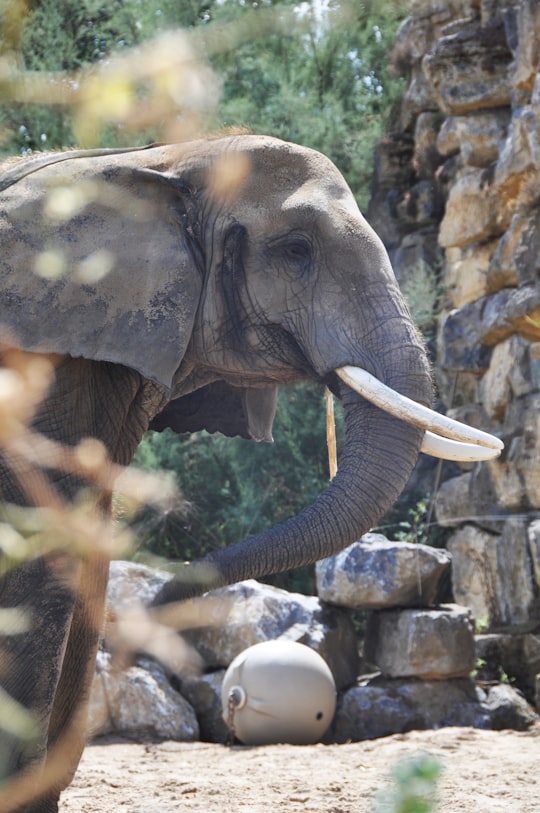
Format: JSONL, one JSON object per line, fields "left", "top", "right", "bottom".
{"left": 1, "top": 0, "right": 143, "bottom": 152}
{"left": 2, "top": 0, "right": 408, "bottom": 208}
{"left": 211, "top": 0, "right": 407, "bottom": 209}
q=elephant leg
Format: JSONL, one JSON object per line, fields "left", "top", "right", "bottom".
{"left": 0, "top": 552, "right": 81, "bottom": 813}
{"left": 21, "top": 552, "right": 110, "bottom": 813}
{"left": 0, "top": 358, "right": 167, "bottom": 811}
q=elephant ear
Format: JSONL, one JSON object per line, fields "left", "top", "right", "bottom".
{"left": 150, "top": 382, "right": 278, "bottom": 442}
{"left": 0, "top": 148, "right": 202, "bottom": 393}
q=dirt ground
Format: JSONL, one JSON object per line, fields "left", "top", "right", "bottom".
{"left": 60, "top": 725, "right": 540, "bottom": 813}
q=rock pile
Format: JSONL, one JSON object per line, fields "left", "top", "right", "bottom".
{"left": 88, "top": 539, "right": 537, "bottom": 745}
{"left": 318, "top": 535, "right": 536, "bottom": 740}
{"left": 88, "top": 559, "right": 359, "bottom": 743}
{"left": 367, "top": 0, "right": 540, "bottom": 702}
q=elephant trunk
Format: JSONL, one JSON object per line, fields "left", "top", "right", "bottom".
{"left": 152, "top": 372, "right": 428, "bottom": 605}
{"left": 211, "top": 385, "right": 424, "bottom": 577}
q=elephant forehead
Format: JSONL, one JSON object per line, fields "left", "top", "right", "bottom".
{"left": 280, "top": 182, "right": 361, "bottom": 223}
{"left": 232, "top": 175, "right": 364, "bottom": 237}
{"left": 281, "top": 188, "right": 367, "bottom": 233}
{"left": 202, "top": 134, "right": 355, "bottom": 206}
{"left": 246, "top": 187, "right": 373, "bottom": 245}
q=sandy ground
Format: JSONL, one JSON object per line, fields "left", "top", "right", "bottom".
{"left": 60, "top": 725, "right": 540, "bottom": 813}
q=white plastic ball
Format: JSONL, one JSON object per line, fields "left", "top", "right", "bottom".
{"left": 221, "top": 640, "right": 336, "bottom": 745}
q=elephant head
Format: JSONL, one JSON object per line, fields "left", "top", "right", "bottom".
{"left": 0, "top": 135, "right": 500, "bottom": 598}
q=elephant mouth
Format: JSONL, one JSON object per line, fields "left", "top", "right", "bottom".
{"left": 337, "top": 365, "right": 503, "bottom": 463}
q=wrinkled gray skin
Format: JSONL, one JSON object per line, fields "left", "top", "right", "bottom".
{"left": 0, "top": 136, "right": 432, "bottom": 812}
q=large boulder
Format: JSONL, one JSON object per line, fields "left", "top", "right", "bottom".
{"left": 488, "top": 208, "right": 540, "bottom": 291}
{"left": 510, "top": 0, "right": 540, "bottom": 91}
{"left": 329, "top": 676, "right": 490, "bottom": 743}
{"left": 101, "top": 560, "right": 204, "bottom": 676}
{"left": 484, "top": 683, "right": 539, "bottom": 731}
{"left": 315, "top": 533, "right": 450, "bottom": 610}
{"left": 105, "top": 559, "right": 171, "bottom": 608}
{"left": 442, "top": 241, "right": 494, "bottom": 309}
{"left": 179, "top": 579, "right": 359, "bottom": 692}
{"left": 446, "top": 519, "right": 538, "bottom": 628}
{"left": 475, "top": 632, "right": 540, "bottom": 703}
{"left": 528, "top": 519, "right": 540, "bottom": 586}
{"left": 436, "top": 110, "right": 510, "bottom": 168}
{"left": 423, "top": 21, "right": 512, "bottom": 116}
{"left": 438, "top": 168, "right": 500, "bottom": 249}
{"left": 329, "top": 674, "right": 537, "bottom": 743}
{"left": 88, "top": 652, "right": 199, "bottom": 741}
{"left": 492, "top": 106, "right": 539, "bottom": 228}
{"left": 178, "top": 670, "right": 229, "bottom": 744}
{"left": 364, "top": 604, "right": 475, "bottom": 679}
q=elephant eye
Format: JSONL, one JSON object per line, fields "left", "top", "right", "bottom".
{"left": 268, "top": 235, "right": 312, "bottom": 273}
{"left": 265, "top": 234, "right": 312, "bottom": 277}
{"left": 284, "top": 239, "right": 311, "bottom": 262}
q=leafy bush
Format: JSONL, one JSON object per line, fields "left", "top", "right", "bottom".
{"left": 373, "top": 754, "right": 443, "bottom": 813}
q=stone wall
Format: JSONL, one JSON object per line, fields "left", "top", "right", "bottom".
{"left": 368, "top": 0, "right": 540, "bottom": 685}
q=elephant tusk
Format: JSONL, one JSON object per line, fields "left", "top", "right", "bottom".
{"left": 421, "top": 430, "right": 501, "bottom": 461}
{"left": 325, "top": 387, "right": 338, "bottom": 479}
{"left": 337, "top": 366, "right": 503, "bottom": 456}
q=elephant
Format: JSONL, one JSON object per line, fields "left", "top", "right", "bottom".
{"left": 0, "top": 135, "right": 501, "bottom": 812}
